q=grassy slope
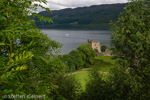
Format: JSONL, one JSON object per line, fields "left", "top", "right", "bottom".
{"left": 71, "top": 56, "right": 115, "bottom": 89}
{"left": 95, "top": 56, "right": 115, "bottom": 64}
{"left": 92, "top": 56, "right": 115, "bottom": 72}
{"left": 73, "top": 71, "right": 89, "bottom": 90}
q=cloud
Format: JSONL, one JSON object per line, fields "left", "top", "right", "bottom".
{"left": 37, "top": 0, "right": 127, "bottom": 11}
{"left": 48, "top": 0, "right": 127, "bottom": 9}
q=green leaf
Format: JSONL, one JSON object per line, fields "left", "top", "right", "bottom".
{"left": 0, "top": 43, "right": 5, "bottom": 46}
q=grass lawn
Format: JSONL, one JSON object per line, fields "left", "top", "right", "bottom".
{"left": 72, "top": 71, "right": 89, "bottom": 90}
{"left": 70, "top": 56, "right": 116, "bottom": 89}
{"left": 91, "top": 56, "right": 115, "bottom": 72}
{"left": 95, "top": 56, "right": 116, "bottom": 64}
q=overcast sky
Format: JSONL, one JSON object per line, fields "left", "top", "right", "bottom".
{"left": 37, "top": 0, "right": 128, "bottom": 12}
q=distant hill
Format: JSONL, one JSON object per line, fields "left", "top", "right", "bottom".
{"left": 34, "top": 3, "right": 127, "bottom": 30}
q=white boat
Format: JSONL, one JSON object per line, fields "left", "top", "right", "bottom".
{"left": 65, "top": 34, "right": 69, "bottom": 37}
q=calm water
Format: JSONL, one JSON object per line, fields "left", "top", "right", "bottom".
{"left": 42, "top": 29, "right": 112, "bottom": 54}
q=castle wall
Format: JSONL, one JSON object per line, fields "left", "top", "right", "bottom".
{"left": 88, "top": 39, "right": 101, "bottom": 54}
{"left": 88, "top": 39, "right": 112, "bottom": 56}
{"left": 92, "top": 42, "right": 101, "bottom": 53}
{"left": 104, "top": 48, "right": 112, "bottom": 56}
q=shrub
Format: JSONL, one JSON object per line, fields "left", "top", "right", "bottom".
{"left": 50, "top": 74, "right": 82, "bottom": 100}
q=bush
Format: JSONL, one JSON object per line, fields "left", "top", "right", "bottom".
{"left": 50, "top": 74, "right": 82, "bottom": 100}
{"left": 101, "top": 45, "right": 109, "bottom": 52}
{"left": 63, "top": 43, "right": 97, "bottom": 71}
{"left": 80, "top": 69, "right": 111, "bottom": 100}
{"left": 77, "top": 44, "right": 97, "bottom": 67}
{"left": 80, "top": 66, "right": 148, "bottom": 100}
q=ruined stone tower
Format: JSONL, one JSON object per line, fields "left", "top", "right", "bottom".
{"left": 88, "top": 39, "right": 101, "bottom": 54}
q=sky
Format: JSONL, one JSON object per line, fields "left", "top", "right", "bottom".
{"left": 37, "top": 0, "right": 128, "bottom": 12}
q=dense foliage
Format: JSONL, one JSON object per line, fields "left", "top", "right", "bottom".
{"left": 80, "top": 70, "right": 110, "bottom": 100}
{"left": 0, "top": 1, "right": 95, "bottom": 99}
{"left": 111, "top": 0, "right": 150, "bottom": 99}
{"left": 50, "top": 74, "right": 82, "bottom": 100}
{"left": 33, "top": 3, "right": 127, "bottom": 30}
{"left": 0, "top": 0, "right": 68, "bottom": 99}
{"left": 63, "top": 44, "right": 97, "bottom": 71}
{"left": 77, "top": 44, "right": 97, "bottom": 67}
{"left": 111, "top": 0, "right": 150, "bottom": 73}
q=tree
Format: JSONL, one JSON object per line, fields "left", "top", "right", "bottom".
{"left": 69, "top": 50, "right": 84, "bottom": 70}
{"left": 111, "top": 0, "right": 150, "bottom": 73}
{"left": 63, "top": 44, "right": 96, "bottom": 71}
{"left": 0, "top": 0, "right": 63, "bottom": 99}
{"left": 80, "top": 70, "right": 110, "bottom": 100}
{"left": 101, "top": 45, "right": 109, "bottom": 52}
{"left": 111, "top": 0, "right": 150, "bottom": 99}
{"left": 50, "top": 74, "right": 82, "bottom": 100}
{"left": 63, "top": 50, "right": 85, "bottom": 71}
{"left": 77, "top": 44, "right": 97, "bottom": 67}
{"left": 63, "top": 54, "right": 75, "bottom": 71}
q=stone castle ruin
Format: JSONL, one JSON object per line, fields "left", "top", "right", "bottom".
{"left": 103, "top": 48, "right": 112, "bottom": 56}
{"left": 88, "top": 39, "right": 101, "bottom": 55}
{"left": 88, "top": 39, "right": 112, "bottom": 56}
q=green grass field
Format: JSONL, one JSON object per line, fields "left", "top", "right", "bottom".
{"left": 95, "top": 56, "right": 116, "bottom": 64}
{"left": 70, "top": 56, "right": 115, "bottom": 89}
{"left": 72, "top": 71, "right": 89, "bottom": 90}
{"left": 91, "top": 56, "right": 115, "bottom": 72}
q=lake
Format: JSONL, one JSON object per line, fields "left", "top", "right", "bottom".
{"left": 42, "top": 29, "right": 112, "bottom": 55}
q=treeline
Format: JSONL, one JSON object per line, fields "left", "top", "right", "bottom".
{"left": 33, "top": 3, "right": 127, "bottom": 30}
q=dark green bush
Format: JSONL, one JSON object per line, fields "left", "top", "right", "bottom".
{"left": 101, "top": 45, "right": 109, "bottom": 52}
{"left": 50, "top": 74, "right": 82, "bottom": 100}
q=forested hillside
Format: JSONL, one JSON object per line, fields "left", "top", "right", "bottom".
{"left": 34, "top": 3, "right": 127, "bottom": 30}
